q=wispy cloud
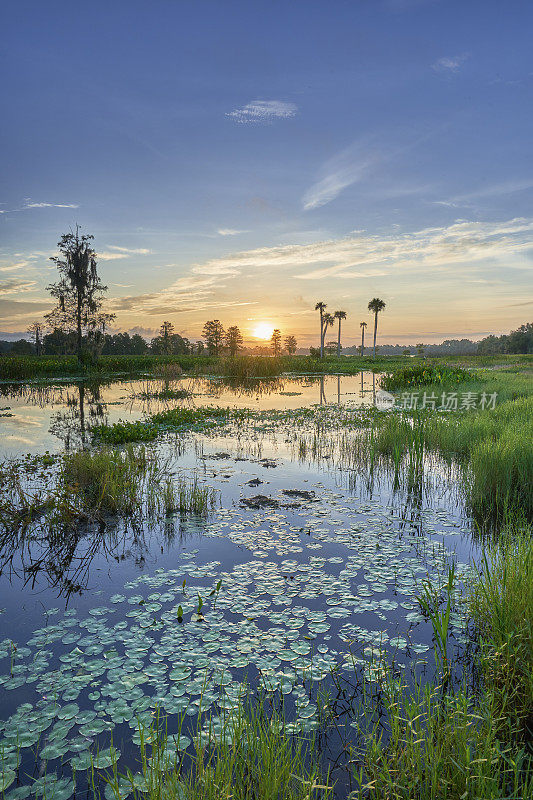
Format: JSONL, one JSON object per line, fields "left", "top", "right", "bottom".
{"left": 23, "top": 200, "right": 79, "bottom": 209}
{"left": 434, "top": 179, "right": 533, "bottom": 208}
{"left": 432, "top": 53, "right": 470, "bottom": 73}
{"left": 97, "top": 252, "right": 129, "bottom": 261}
{"left": 302, "top": 139, "right": 394, "bottom": 210}
{"left": 187, "top": 217, "right": 533, "bottom": 282}
{"left": 226, "top": 100, "right": 297, "bottom": 124}
{"left": 0, "top": 278, "right": 37, "bottom": 295}
{"left": 217, "top": 228, "right": 248, "bottom": 236}
{"left": 0, "top": 261, "right": 29, "bottom": 272}
{"left": 107, "top": 245, "right": 151, "bottom": 254}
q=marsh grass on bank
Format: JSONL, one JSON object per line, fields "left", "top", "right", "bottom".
{"left": 349, "top": 520, "right": 533, "bottom": 799}
{"left": 0, "top": 446, "right": 217, "bottom": 533}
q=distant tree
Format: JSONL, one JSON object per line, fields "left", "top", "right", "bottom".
{"left": 225, "top": 325, "right": 244, "bottom": 356}
{"left": 46, "top": 227, "right": 114, "bottom": 364}
{"left": 360, "top": 321, "right": 367, "bottom": 357}
{"left": 315, "top": 302, "right": 326, "bottom": 358}
{"left": 284, "top": 334, "right": 297, "bottom": 354}
{"left": 43, "top": 328, "right": 76, "bottom": 355}
{"left": 403, "top": 348, "right": 411, "bottom": 356}
{"left": 27, "top": 322, "right": 44, "bottom": 355}
{"left": 309, "top": 346, "right": 321, "bottom": 358}
{"left": 11, "top": 339, "right": 34, "bottom": 355}
{"left": 416, "top": 342, "right": 425, "bottom": 357}
{"left": 271, "top": 328, "right": 282, "bottom": 356}
{"left": 325, "top": 340, "right": 337, "bottom": 356}
{"left": 333, "top": 311, "right": 347, "bottom": 356}
{"left": 367, "top": 298, "right": 386, "bottom": 359}
{"left": 160, "top": 321, "right": 175, "bottom": 354}
{"left": 130, "top": 334, "right": 149, "bottom": 354}
{"left": 195, "top": 341, "right": 205, "bottom": 354}
{"left": 202, "top": 320, "right": 225, "bottom": 355}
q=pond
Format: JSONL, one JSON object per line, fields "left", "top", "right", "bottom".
{"left": 0, "top": 374, "right": 476, "bottom": 798}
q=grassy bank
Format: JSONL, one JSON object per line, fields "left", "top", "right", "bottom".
{"left": 2, "top": 352, "right": 530, "bottom": 382}
{"left": 351, "top": 521, "right": 532, "bottom": 799}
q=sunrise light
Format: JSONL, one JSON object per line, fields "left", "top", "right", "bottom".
{"left": 253, "top": 323, "right": 275, "bottom": 340}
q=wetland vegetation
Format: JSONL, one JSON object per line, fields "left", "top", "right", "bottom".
{"left": 0, "top": 359, "right": 531, "bottom": 799}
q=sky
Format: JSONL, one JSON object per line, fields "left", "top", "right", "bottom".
{"left": 1, "top": 0, "right": 532, "bottom": 346}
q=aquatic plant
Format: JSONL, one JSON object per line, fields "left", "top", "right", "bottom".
{"left": 381, "top": 363, "right": 473, "bottom": 390}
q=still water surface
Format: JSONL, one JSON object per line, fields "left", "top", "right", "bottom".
{"left": 0, "top": 375, "right": 475, "bottom": 798}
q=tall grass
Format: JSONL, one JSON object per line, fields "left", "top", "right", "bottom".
{"left": 470, "top": 523, "right": 533, "bottom": 739}
{"left": 60, "top": 445, "right": 150, "bottom": 516}
{"left": 350, "top": 522, "right": 533, "bottom": 799}
{"left": 98, "top": 700, "right": 331, "bottom": 800}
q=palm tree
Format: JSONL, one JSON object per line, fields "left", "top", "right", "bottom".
{"left": 333, "top": 311, "right": 347, "bottom": 357}
{"left": 323, "top": 313, "right": 334, "bottom": 354}
{"left": 367, "top": 298, "right": 386, "bottom": 359}
{"left": 360, "top": 321, "right": 367, "bottom": 357}
{"left": 315, "top": 302, "right": 326, "bottom": 358}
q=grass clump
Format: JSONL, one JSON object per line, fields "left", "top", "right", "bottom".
{"left": 60, "top": 445, "right": 149, "bottom": 516}
{"left": 92, "top": 419, "right": 159, "bottom": 444}
{"left": 381, "top": 362, "right": 472, "bottom": 391}
{"left": 217, "top": 355, "right": 285, "bottom": 378}
{"left": 351, "top": 676, "right": 531, "bottom": 800}
{"left": 100, "top": 700, "right": 330, "bottom": 800}
{"left": 471, "top": 524, "right": 533, "bottom": 739}
{"left": 92, "top": 407, "right": 236, "bottom": 444}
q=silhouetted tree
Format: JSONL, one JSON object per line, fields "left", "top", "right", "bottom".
{"left": 271, "top": 328, "right": 282, "bottom": 356}
{"left": 322, "top": 313, "right": 334, "bottom": 353}
{"left": 47, "top": 227, "right": 114, "bottom": 364}
{"left": 225, "top": 325, "right": 244, "bottom": 356}
{"left": 333, "top": 310, "right": 346, "bottom": 356}
{"left": 315, "top": 302, "right": 326, "bottom": 358}
{"left": 367, "top": 298, "right": 386, "bottom": 359}
{"left": 360, "top": 321, "right": 367, "bottom": 357}
{"left": 27, "top": 322, "right": 44, "bottom": 355}
{"left": 202, "top": 320, "right": 225, "bottom": 355}
{"left": 284, "top": 334, "right": 297, "bottom": 354}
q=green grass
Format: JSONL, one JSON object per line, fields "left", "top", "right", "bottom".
{"left": 380, "top": 362, "right": 472, "bottom": 390}
{"left": 350, "top": 520, "right": 533, "bottom": 799}
{"left": 470, "top": 523, "right": 533, "bottom": 739}
{"left": 0, "top": 446, "right": 218, "bottom": 530}
{"left": 98, "top": 700, "right": 331, "bottom": 800}
{"left": 92, "top": 406, "right": 241, "bottom": 444}
{"left": 60, "top": 445, "right": 150, "bottom": 516}
{"left": 4, "top": 352, "right": 530, "bottom": 382}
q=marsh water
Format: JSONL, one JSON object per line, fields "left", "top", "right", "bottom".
{"left": 0, "top": 374, "right": 476, "bottom": 798}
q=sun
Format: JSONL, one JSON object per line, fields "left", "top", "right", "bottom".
{"left": 253, "top": 322, "right": 274, "bottom": 340}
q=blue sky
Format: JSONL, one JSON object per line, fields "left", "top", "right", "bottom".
{"left": 1, "top": 0, "right": 532, "bottom": 345}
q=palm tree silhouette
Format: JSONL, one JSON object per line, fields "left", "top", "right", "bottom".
{"left": 315, "top": 302, "right": 326, "bottom": 358}
{"left": 334, "top": 311, "right": 347, "bottom": 357}
{"left": 360, "top": 321, "right": 367, "bottom": 357}
{"left": 367, "top": 298, "right": 386, "bottom": 359}
{"left": 323, "top": 313, "right": 334, "bottom": 353}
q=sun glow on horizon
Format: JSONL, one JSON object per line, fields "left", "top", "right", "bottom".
{"left": 252, "top": 322, "right": 275, "bottom": 340}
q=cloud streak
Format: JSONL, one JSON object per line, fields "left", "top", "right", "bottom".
{"left": 187, "top": 217, "right": 533, "bottom": 282}
{"left": 226, "top": 100, "right": 297, "bottom": 124}
{"left": 432, "top": 54, "right": 469, "bottom": 73}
